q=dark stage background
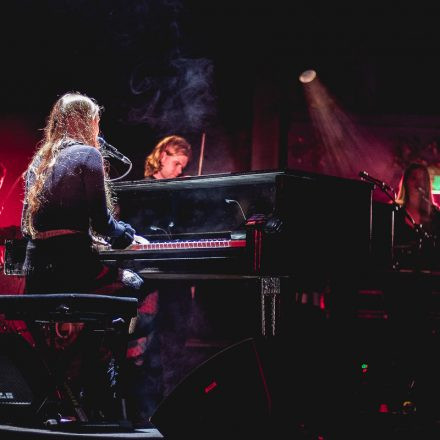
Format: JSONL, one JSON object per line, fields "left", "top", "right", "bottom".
{"left": 2, "top": 3, "right": 440, "bottom": 228}
{"left": 0, "top": 3, "right": 438, "bottom": 221}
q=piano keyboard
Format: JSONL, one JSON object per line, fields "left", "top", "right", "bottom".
{"left": 96, "top": 238, "right": 247, "bottom": 253}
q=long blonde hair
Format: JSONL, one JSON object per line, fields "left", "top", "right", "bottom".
{"left": 144, "top": 135, "right": 191, "bottom": 178}
{"left": 22, "top": 92, "right": 104, "bottom": 238}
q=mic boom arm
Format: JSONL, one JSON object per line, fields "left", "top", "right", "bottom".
{"left": 358, "top": 170, "right": 396, "bottom": 201}
{"left": 98, "top": 136, "right": 132, "bottom": 165}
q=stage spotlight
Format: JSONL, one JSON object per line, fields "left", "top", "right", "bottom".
{"left": 299, "top": 69, "right": 317, "bottom": 84}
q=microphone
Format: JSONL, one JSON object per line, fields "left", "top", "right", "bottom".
{"left": 225, "top": 198, "right": 246, "bottom": 222}
{"left": 358, "top": 170, "right": 392, "bottom": 191}
{"left": 98, "top": 136, "right": 131, "bottom": 165}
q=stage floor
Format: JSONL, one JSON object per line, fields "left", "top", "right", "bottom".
{"left": 0, "top": 423, "right": 164, "bottom": 439}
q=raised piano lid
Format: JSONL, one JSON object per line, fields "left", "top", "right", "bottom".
{"left": 112, "top": 170, "right": 280, "bottom": 239}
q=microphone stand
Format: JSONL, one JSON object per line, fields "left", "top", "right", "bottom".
{"left": 362, "top": 173, "right": 434, "bottom": 268}
{"left": 103, "top": 158, "right": 132, "bottom": 182}
{"left": 359, "top": 170, "right": 416, "bottom": 228}
{"left": 111, "top": 163, "right": 132, "bottom": 182}
{"left": 99, "top": 136, "right": 133, "bottom": 182}
{"left": 360, "top": 171, "right": 425, "bottom": 269}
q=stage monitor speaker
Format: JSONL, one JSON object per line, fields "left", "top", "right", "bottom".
{"left": 0, "top": 332, "right": 53, "bottom": 425}
{"left": 150, "top": 337, "right": 271, "bottom": 439}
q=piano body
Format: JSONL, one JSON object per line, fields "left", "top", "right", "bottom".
{"left": 5, "top": 169, "right": 374, "bottom": 336}
{"left": 102, "top": 169, "right": 373, "bottom": 336}
{"left": 102, "top": 169, "right": 372, "bottom": 274}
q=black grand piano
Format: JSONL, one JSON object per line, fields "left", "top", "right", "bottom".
{"left": 5, "top": 169, "right": 374, "bottom": 336}
{"left": 101, "top": 169, "right": 372, "bottom": 274}
{"left": 100, "top": 169, "right": 373, "bottom": 336}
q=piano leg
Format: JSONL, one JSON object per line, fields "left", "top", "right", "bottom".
{"left": 260, "top": 277, "right": 281, "bottom": 337}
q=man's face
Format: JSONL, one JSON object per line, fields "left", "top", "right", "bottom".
{"left": 158, "top": 150, "right": 189, "bottom": 179}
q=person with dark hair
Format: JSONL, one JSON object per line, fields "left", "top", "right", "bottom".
{"left": 20, "top": 91, "right": 157, "bottom": 425}
{"left": 144, "top": 135, "right": 191, "bottom": 179}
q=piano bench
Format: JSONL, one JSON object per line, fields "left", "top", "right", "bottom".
{"left": 0, "top": 293, "right": 138, "bottom": 324}
{"left": 0, "top": 293, "right": 139, "bottom": 431}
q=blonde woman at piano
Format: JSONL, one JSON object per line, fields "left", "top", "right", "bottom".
{"left": 20, "top": 92, "right": 160, "bottom": 426}
{"left": 144, "top": 135, "right": 191, "bottom": 179}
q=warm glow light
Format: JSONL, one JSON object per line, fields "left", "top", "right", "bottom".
{"left": 299, "top": 69, "right": 317, "bottom": 83}
{"left": 299, "top": 69, "right": 394, "bottom": 179}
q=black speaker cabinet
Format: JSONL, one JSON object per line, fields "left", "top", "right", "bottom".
{"left": 0, "top": 333, "right": 53, "bottom": 424}
{"left": 151, "top": 337, "right": 271, "bottom": 439}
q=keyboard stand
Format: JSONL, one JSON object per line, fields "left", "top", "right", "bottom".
{"left": 0, "top": 293, "right": 139, "bottom": 433}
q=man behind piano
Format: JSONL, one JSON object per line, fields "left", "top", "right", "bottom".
{"left": 138, "top": 135, "right": 197, "bottom": 411}
{"left": 143, "top": 135, "right": 191, "bottom": 180}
